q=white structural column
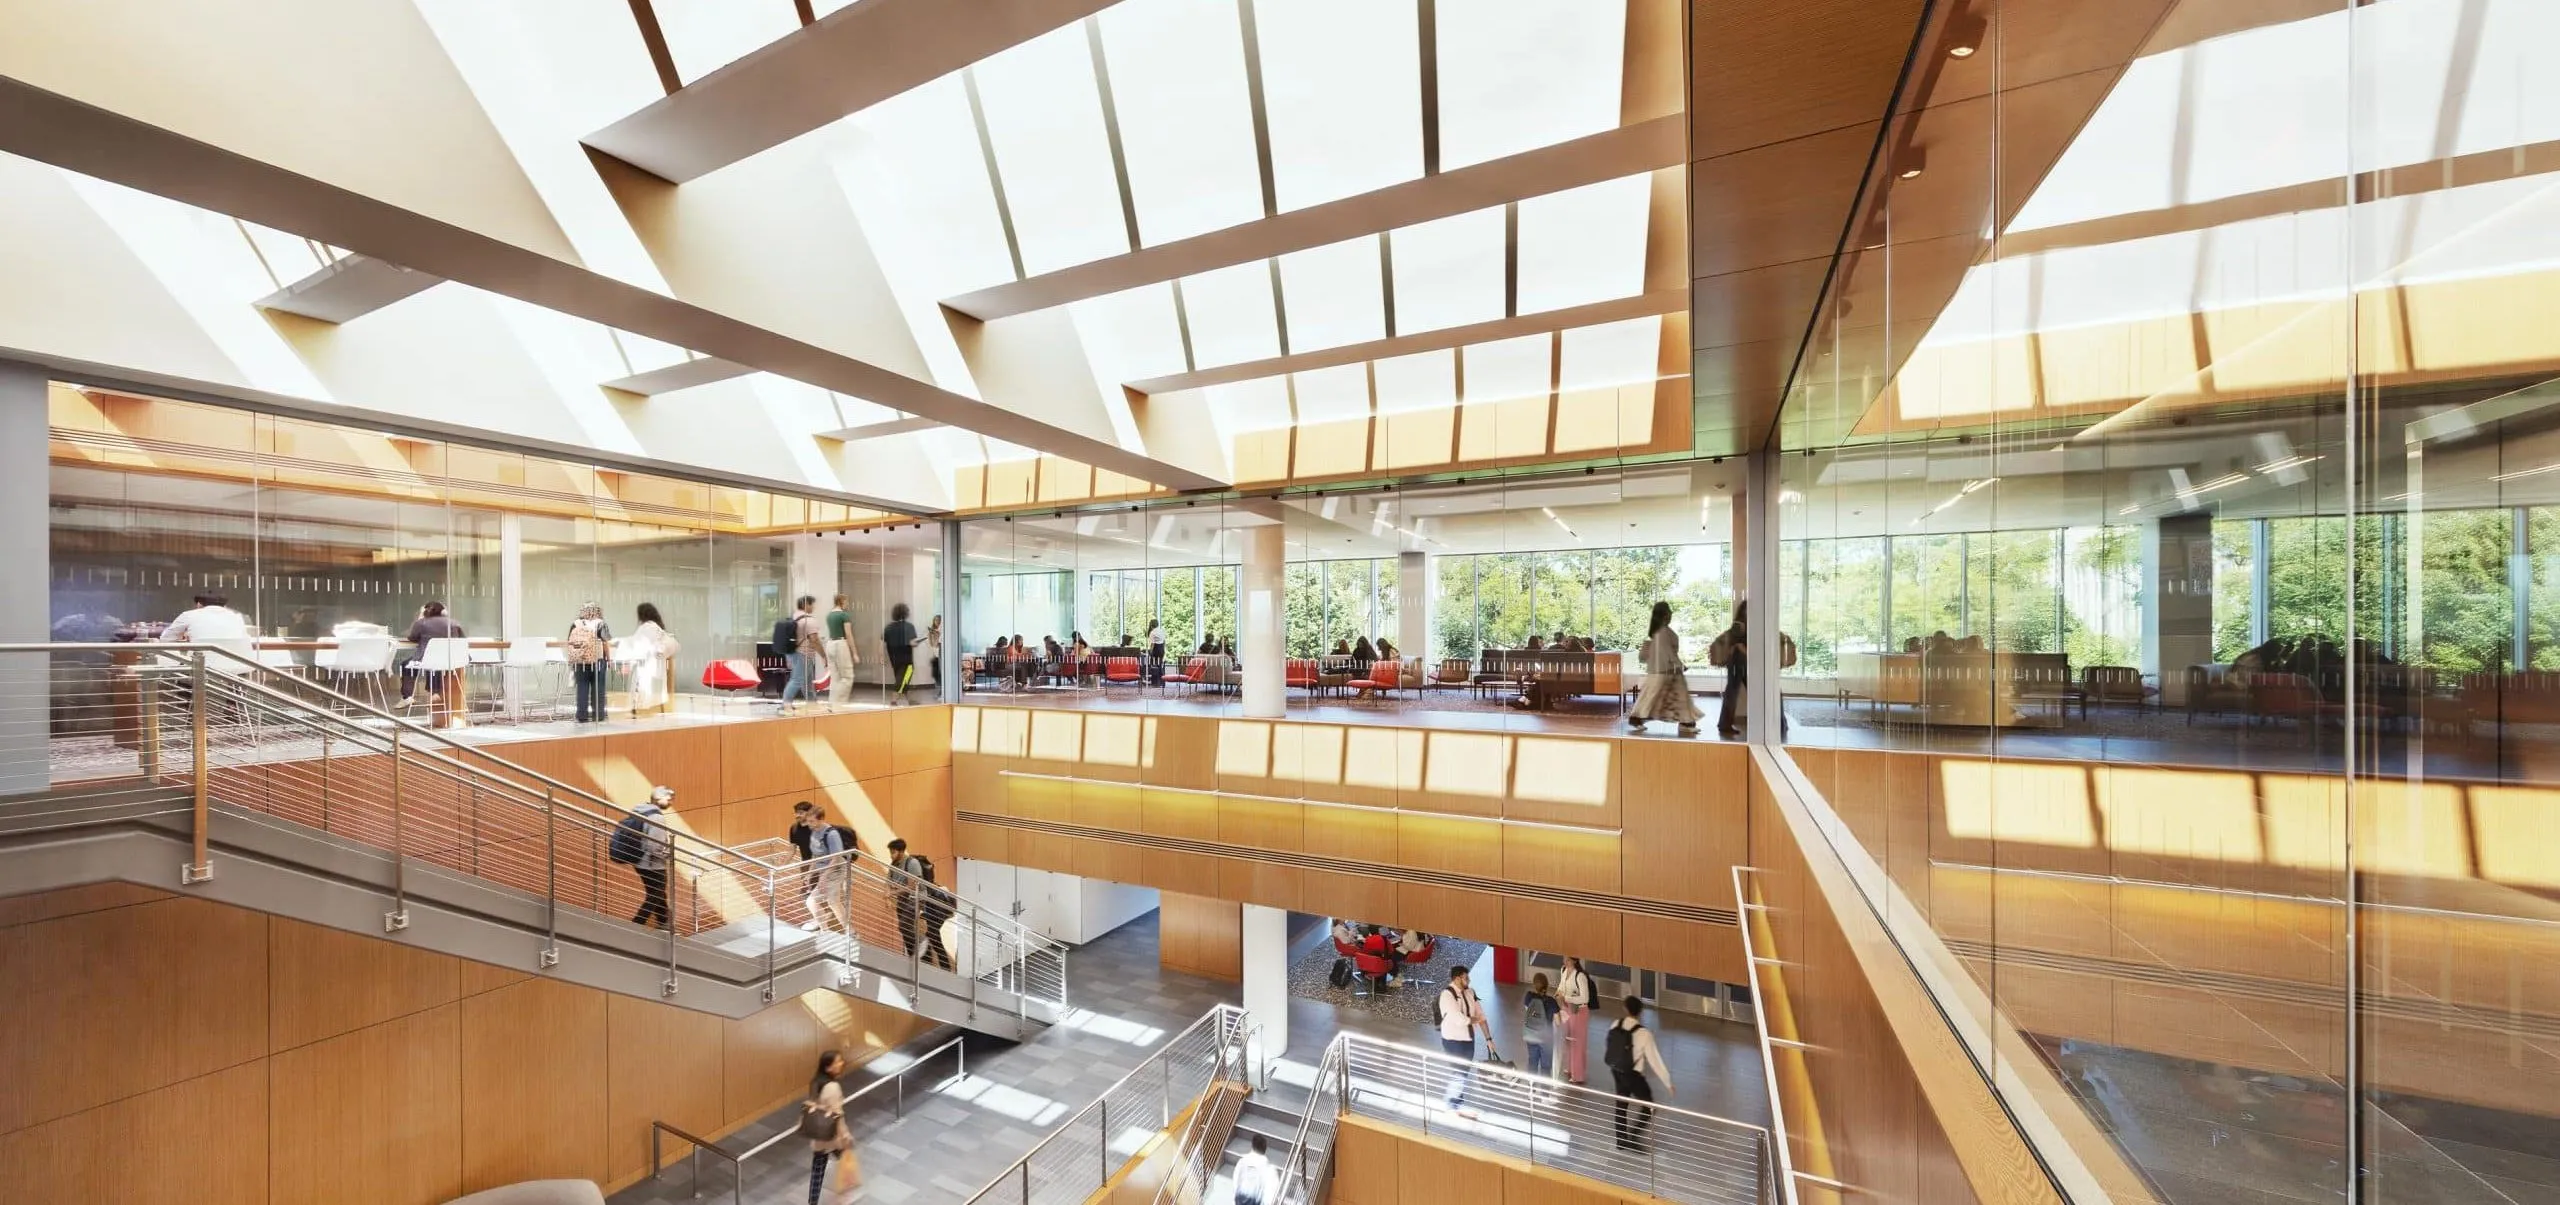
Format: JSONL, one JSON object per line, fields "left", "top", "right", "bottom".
{"left": 1744, "top": 448, "right": 1781, "bottom": 739}
{"left": 1241, "top": 903, "right": 1292, "bottom": 1059}
{"left": 499, "top": 513, "right": 525, "bottom": 712}
{"left": 1398, "top": 551, "right": 1430, "bottom": 664}
{"left": 1240, "top": 524, "right": 1286, "bottom": 719}
{"left": 941, "top": 521, "right": 965, "bottom": 704}
{"left": 0, "top": 362, "right": 48, "bottom": 793}
{"left": 787, "top": 534, "right": 837, "bottom": 612}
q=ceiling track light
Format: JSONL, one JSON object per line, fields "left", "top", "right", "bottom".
{"left": 1897, "top": 148, "right": 1928, "bottom": 180}
{"left": 1944, "top": 10, "right": 1985, "bottom": 58}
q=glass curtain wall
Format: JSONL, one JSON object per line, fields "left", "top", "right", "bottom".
{"left": 1766, "top": 2, "right": 2560, "bottom": 1202}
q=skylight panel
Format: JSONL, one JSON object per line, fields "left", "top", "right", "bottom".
{"left": 1100, "top": 0, "right": 1265, "bottom": 246}
{"left": 843, "top": 76, "right": 1016, "bottom": 299}
{"left": 1255, "top": 0, "right": 1424, "bottom": 212}
{"left": 1559, "top": 316, "right": 1662, "bottom": 390}
{"left": 1278, "top": 236, "right": 1386, "bottom": 353}
{"left": 974, "top": 24, "right": 1131, "bottom": 275}
{"left": 1209, "top": 377, "right": 1294, "bottom": 434}
{"left": 1462, "top": 333, "right": 1551, "bottom": 404}
{"left": 1435, "top": 0, "right": 1626, "bottom": 170}
{"left": 1374, "top": 349, "right": 1458, "bottom": 414}
{"left": 1069, "top": 283, "right": 1189, "bottom": 386}
{"left": 1291, "top": 363, "right": 1371, "bottom": 423}
{"left": 1181, "top": 261, "right": 1283, "bottom": 367}
{"left": 1389, "top": 207, "right": 1506, "bottom": 334}
{"left": 1514, "top": 174, "right": 1651, "bottom": 314}
{"left": 651, "top": 0, "right": 798, "bottom": 85}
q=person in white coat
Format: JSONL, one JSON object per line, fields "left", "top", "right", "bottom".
{"left": 1626, "top": 600, "right": 1701, "bottom": 736}
{"left": 626, "top": 602, "right": 680, "bottom": 715}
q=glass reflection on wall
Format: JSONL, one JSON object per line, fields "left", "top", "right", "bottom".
{"left": 1761, "top": 0, "right": 2560, "bottom": 1202}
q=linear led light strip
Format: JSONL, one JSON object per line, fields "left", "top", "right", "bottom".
{"left": 994, "top": 769, "right": 1622, "bottom": 835}
{"left": 1906, "top": 477, "right": 1997, "bottom": 528}
{"left": 2116, "top": 455, "right": 2329, "bottom": 515}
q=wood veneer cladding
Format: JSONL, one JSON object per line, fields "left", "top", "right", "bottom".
{"left": 0, "top": 1060, "right": 269, "bottom": 1205}
{"left": 607, "top": 994, "right": 726, "bottom": 1183}
{"left": 1159, "top": 892, "right": 1243, "bottom": 981}
{"left": 270, "top": 1004, "right": 464, "bottom": 1205}
{"left": 268, "top": 914, "right": 462, "bottom": 1051}
{"left": 1330, "top": 1114, "right": 1707, "bottom": 1205}
{"left": 460, "top": 976, "right": 611, "bottom": 1191}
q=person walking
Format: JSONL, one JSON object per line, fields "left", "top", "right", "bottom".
{"left": 1435, "top": 964, "right": 1493, "bottom": 1117}
{"left": 882, "top": 603, "right": 921, "bottom": 704}
{"left": 805, "top": 803, "right": 852, "bottom": 933}
{"left": 925, "top": 615, "right": 944, "bottom": 690}
{"left": 618, "top": 786, "right": 676, "bottom": 930}
{"left": 566, "top": 602, "right": 612, "bottom": 723}
{"left": 1710, "top": 600, "right": 1791, "bottom": 739}
{"left": 1555, "top": 956, "right": 1594, "bottom": 1086}
{"left": 823, "top": 594, "right": 859, "bottom": 704}
{"left": 781, "top": 596, "right": 823, "bottom": 712}
{"left": 1524, "top": 972, "right": 1563, "bottom": 1083}
{"left": 1145, "top": 621, "right": 1167, "bottom": 685}
{"left": 886, "top": 838, "right": 925, "bottom": 957}
{"left": 1231, "top": 1134, "right": 1275, "bottom": 1205}
{"left": 1627, "top": 600, "right": 1702, "bottom": 737}
{"left": 917, "top": 858, "right": 956, "bottom": 971}
{"left": 627, "top": 603, "right": 680, "bottom": 716}
{"left": 804, "top": 1050, "right": 854, "bottom": 1205}
{"left": 1606, "top": 995, "right": 1675, "bottom": 1151}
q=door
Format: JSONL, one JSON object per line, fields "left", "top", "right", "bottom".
{"left": 1015, "top": 867, "right": 1069, "bottom": 940}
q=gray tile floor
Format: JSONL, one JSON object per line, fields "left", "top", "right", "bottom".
{"left": 611, "top": 908, "right": 1770, "bottom": 1205}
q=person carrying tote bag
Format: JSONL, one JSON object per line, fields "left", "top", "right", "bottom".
{"left": 801, "top": 1051, "right": 861, "bottom": 1203}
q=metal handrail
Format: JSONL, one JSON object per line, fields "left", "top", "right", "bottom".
{"left": 650, "top": 1033, "right": 970, "bottom": 1204}
{"left": 1332, "top": 1031, "right": 1774, "bottom": 1205}
{"left": 1271, "top": 1039, "right": 1349, "bottom": 1205}
{"left": 1734, "top": 866, "right": 1800, "bottom": 1205}
{"left": 962, "top": 1003, "right": 1255, "bottom": 1205}
{"left": 1147, "top": 1018, "right": 1261, "bottom": 1205}
{"left": 9, "top": 641, "right": 1067, "bottom": 1014}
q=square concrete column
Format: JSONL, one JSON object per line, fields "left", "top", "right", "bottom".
{"left": 1240, "top": 524, "right": 1285, "bottom": 719}
{"left": 787, "top": 533, "right": 836, "bottom": 613}
{"left": 1241, "top": 903, "right": 1291, "bottom": 1059}
{"left": 1398, "top": 551, "right": 1430, "bottom": 663}
{"left": 1, "top": 363, "right": 48, "bottom": 793}
{"left": 2144, "top": 514, "right": 2214, "bottom": 705}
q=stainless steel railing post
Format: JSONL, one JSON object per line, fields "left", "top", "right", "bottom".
{"left": 541, "top": 786, "right": 560, "bottom": 968}
{"left": 184, "top": 653, "right": 211, "bottom": 885}
{"left": 764, "top": 867, "right": 778, "bottom": 1004}
{"left": 386, "top": 726, "right": 409, "bottom": 931}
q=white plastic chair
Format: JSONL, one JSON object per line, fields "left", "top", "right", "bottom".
{"left": 330, "top": 635, "right": 396, "bottom": 713}
{"left": 503, "top": 637, "right": 563, "bottom": 723}
{"left": 417, "top": 637, "right": 474, "bottom": 726}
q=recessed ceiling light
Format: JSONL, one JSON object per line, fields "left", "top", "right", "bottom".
{"left": 1948, "top": 44, "right": 1976, "bottom": 58}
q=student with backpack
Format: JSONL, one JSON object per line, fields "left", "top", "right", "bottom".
{"left": 804, "top": 803, "right": 852, "bottom": 934}
{"left": 611, "top": 786, "right": 676, "bottom": 930}
{"left": 779, "top": 596, "right": 824, "bottom": 713}
{"left": 566, "top": 602, "right": 612, "bottom": 723}
{"left": 1605, "top": 995, "right": 1675, "bottom": 1150}
{"left": 886, "top": 838, "right": 925, "bottom": 958}
{"left": 917, "top": 858, "right": 957, "bottom": 970}
{"left": 1434, "top": 964, "right": 1492, "bottom": 1116}
{"left": 1230, "top": 1134, "right": 1274, "bottom": 1205}
{"left": 1523, "top": 973, "right": 1562, "bottom": 1082}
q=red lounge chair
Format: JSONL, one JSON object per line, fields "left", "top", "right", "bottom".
{"left": 1103, "top": 656, "right": 1144, "bottom": 685}
{"left": 1347, "top": 657, "right": 1403, "bottom": 699}
{"left": 1353, "top": 945, "right": 1398, "bottom": 994}
{"left": 1286, "top": 658, "right": 1320, "bottom": 692}
{"left": 701, "top": 658, "right": 760, "bottom": 692}
{"left": 1162, "top": 656, "right": 1208, "bottom": 694}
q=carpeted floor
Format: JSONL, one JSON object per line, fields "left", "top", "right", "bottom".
{"left": 1287, "top": 930, "right": 1487, "bottom": 1027}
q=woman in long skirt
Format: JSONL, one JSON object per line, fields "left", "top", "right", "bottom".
{"left": 1627, "top": 600, "right": 1701, "bottom": 737}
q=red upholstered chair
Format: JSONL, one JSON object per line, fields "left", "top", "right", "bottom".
{"left": 1347, "top": 657, "right": 1404, "bottom": 699}
{"left": 1286, "top": 658, "right": 1320, "bottom": 692}
{"left": 1102, "top": 656, "right": 1143, "bottom": 685}
{"left": 1162, "top": 656, "right": 1208, "bottom": 694}
{"left": 1353, "top": 944, "right": 1398, "bottom": 995}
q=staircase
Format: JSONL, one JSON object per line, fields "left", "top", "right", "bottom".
{"left": 0, "top": 642, "right": 1066, "bottom": 1036}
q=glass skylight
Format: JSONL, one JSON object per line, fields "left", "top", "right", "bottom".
{"left": 1462, "top": 333, "right": 1552, "bottom": 404}
{"left": 1373, "top": 348, "right": 1458, "bottom": 414}
{"left": 650, "top": 0, "right": 798, "bottom": 86}
{"left": 1208, "top": 376, "right": 1294, "bottom": 434}
{"left": 1181, "top": 261, "right": 1284, "bottom": 367}
{"left": 1434, "top": 0, "right": 1625, "bottom": 170}
{"left": 1559, "top": 315, "right": 1663, "bottom": 390}
{"left": 973, "top": 24, "right": 1131, "bottom": 275}
{"left": 1514, "top": 174, "right": 1652, "bottom": 314}
{"left": 1389, "top": 207, "right": 1507, "bottom": 334}
{"left": 1255, "top": 0, "right": 1424, "bottom": 212}
{"left": 1278, "top": 235, "right": 1387, "bottom": 353}
{"left": 1291, "top": 363, "right": 1372, "bottom": 423}
{"left": 1098, "top": 0, "right": 1265, "bottom": 246}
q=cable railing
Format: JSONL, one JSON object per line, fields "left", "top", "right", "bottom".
{"left": 649, "top": 1033, "right": 969, "bottom": 1205}
{"left": 0, "top": 642, "right": 1066, "bottom": 1018}
{"left": 1328, "top": 1032, "right": 1776, "bottom": 1205}
{"left": 963, "top": 1003, "right": 1257, "bottom": 1205}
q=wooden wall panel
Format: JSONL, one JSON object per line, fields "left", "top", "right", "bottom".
{"left": 891, "top": 703, "right": 952, "bottom": 774}
{"left": 1218, "top": 857, "right": 1302, "bottom": 912}
{"left": 1404, "top": 730, "right": 1510, "bottom": 817}
{"left": 1502, "top": 735, "right": 1623, "bottom": 828}
{"left": 719, "top": 716, "right": 821, "bottom": 803}
{"left": 1160, "top": 892, "right": 1243, "bottom": 981}
{"left": 1306, "top": 870, "right": 1401, "bottom": 927}
{"left": 268, "top": 915, "right": 460, "bottom": 1051}
{"left": 893, "top": 767, "right": 956, "bottom": 870}
{"left": 0, "top": 880, "right": 166, "bottom": 927}
{"left": 270, "top": 1004, "right": 463, "bottom": 1205}
{"left": 1070, "top": 776, "right": 1144, "bottom": 832}
{"left": 0, "top": 1060, "right": 269, "bottom": 1205}
{"left": 1501, "top": 825, "right": 1621, "bottom": 894}
{"left": 1620, "top": 740, "right": 1750, "bottom": 906}
{"left": 1622, "top": 913, "right": 1745, "bottom": 983}
{"left": 600, "top": 724, "right": 724, "bottom": 810}
{"left": 1397, "top": 884, "right": 1502, "bottom": 942}
{"left": 1501, "top": 898, "right": 1623, "bottom": 963}
{"left": 1141, "top": 715, "right": 1220, "bottom": 790}
{"left": 1395, "top": 812, "right": 1503, "bottom": 878}
{"left": 1398, "top": 1127, "right": 1507, "bottom": 1203}
{"left": 809, "top": 709, "right": 896, "bottom": 783}
{"left": 1330, "top": 1115, "right": 1401, "bottom": 1205}
{"left": 1140, "top": 786, "right": 1222, "bottom": 842}
{"left": 721, "top": 993, "right": 838, "bottom": 1122}
{"left": 0, "top": 895, "right": 269, "bottom": 1133}
{"left": 1304, "top": 801, "right": 1400, "bottom": 861}
{"left": 605, "top": 994, "right": 727, "bottom": 1183}
{"left": 460, "top": 977, "right": 610, "bottom": 1192}
{"left": 1217, "top": 796, "right": 1305, "bottom": 851}
{"left": 492, "top": 734, "right": 607, "bottom": 800}
{"left": 1076, "top": 834, "right": 1149, "bottom": 884}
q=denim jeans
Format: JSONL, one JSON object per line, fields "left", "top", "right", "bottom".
{"left": 782, "top": 651, "right": 815, "bottom": 704}
{"left": 1441, "top": 1037, "right": 1475, "bottom": 1106}
{"left": 573, "top": 663, "right": 606, "bottom": 721}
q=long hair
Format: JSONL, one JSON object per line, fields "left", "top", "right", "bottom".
{"left": 810, "top": 1049, "right": 844, "bottom": 1094}
{"left": 1648, "top": 601, "right": 1672, "bottom": 636}
{"left": 636, "top": 602, "right": 666, "bottom": 630}
{"left": 422, "top": 601, "right": 447, "bottom": 618}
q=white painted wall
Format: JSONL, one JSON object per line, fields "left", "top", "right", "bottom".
{"left": 957, "top": 859, "right": 1159, "bottom": 945}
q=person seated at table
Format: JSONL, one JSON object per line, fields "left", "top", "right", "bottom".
{"left": 1199, "top": 635, "right": 1221, "bottom": 655}
{"left": 1924, "top": 630, "right": 1956, "bottom": 655}
{"left": 1396, "top": 927, "right": 1429, "bottom": 960}
{"left": 1902, "top": 636, "right": 1923, "bottom": 653}
{"left": 1525, "top": 635, "right": 1546, "bottom": 652}
{"left": 1361, "top": 926, "right": 1406, "bottom": 984}
{"left": 1377, "top": 638, "right": 1398, "bottom": 660}
{"left": 1331, "top": 639, "right": 1351, "bottom": 656}
{"left": 1331, "top": 918, "right": 1359, "bottom": 947}
{"left": 1956, "top": 634, "right": 1986, "bottom": 654}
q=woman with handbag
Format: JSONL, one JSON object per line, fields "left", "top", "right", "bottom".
{"left": 1627, "top": 601, "right": 1702, "bottom": 737}
{"left": 801, "top": 1050, "right": 860, "bottom": 1203}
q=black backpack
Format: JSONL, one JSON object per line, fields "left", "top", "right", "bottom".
{"left": 772, "top": 616, "right": 799, "bottom": 658}
{"left": 608, "top": 813, "right": 649, "bottom": 864}
{"left": 1604, "top": 1021, "right": 1640, "bottom": 1072}
{"left": 1329, "top": 958, "right": 1354, "bottom": 988}
{"left": 832, "top": 823, "right": 859, "bottom": 853}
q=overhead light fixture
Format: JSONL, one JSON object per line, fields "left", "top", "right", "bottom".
{"left": 2492, "top": 462, "right": 2560, "bottom": 483}
{"left": 1945, "top": 11, "right": 1985, "bottom": 58}
{"left": 1897, "top": 149, "right": 1927, "bottom": 180}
